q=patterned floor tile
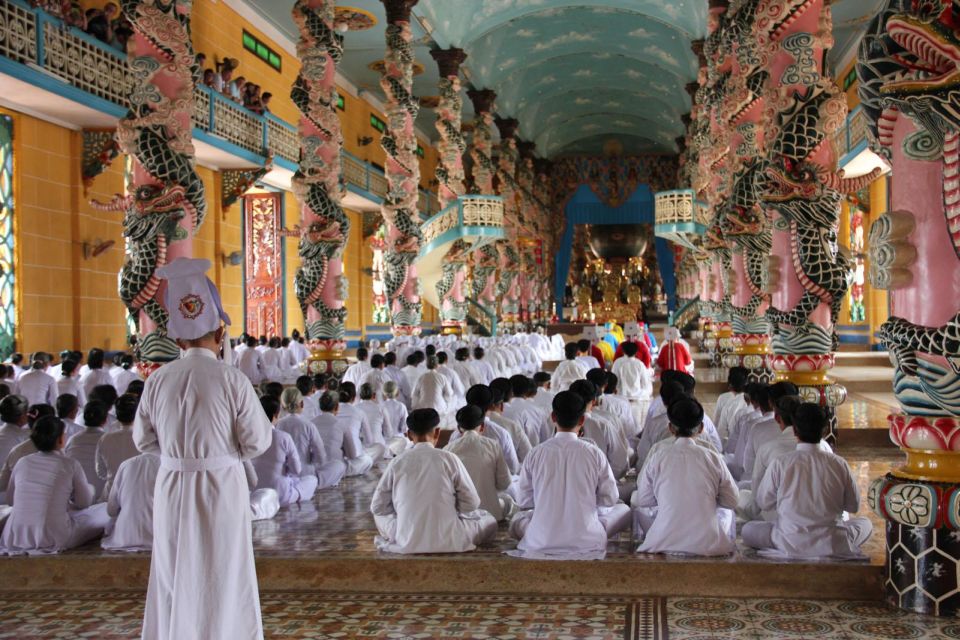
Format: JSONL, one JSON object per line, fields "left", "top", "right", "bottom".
{"left": 666, "top": 598, "right": 960, "bottom": 639}
{"left": 0, "top": 592, "right": 664, "bottom": 640}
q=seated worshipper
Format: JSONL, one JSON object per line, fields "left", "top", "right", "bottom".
{"left": 411, "top": 356, "right": 455, "bottom": 426}
{"left": 550, "top": 342, "right": 588, "bottom": 392}
{"left": 610, "top": 341, "right": 653, "bottom": 430}
{"left": 57, "top": 394, "right": 84, "bottom": 439}
{"left": 738, "top": 382, "right": 798, "bottom": 488}
{"left": 342, "top": 347, "right": 371, "bottom": 387}
{"left": 360, "top": 354, "right": 390, "bottom": 396}
{"left": 488, "top": 379, "right": 532, "bottom": 463}
{"left": 743, "top": 403, "right": 872, "bottom": 559}
{"left": 112, "top": 355, "right": 141, "bottom": 396}
{"left": 436, "top": 351, "right": 466, "bottom": 405}
{"left": 509, "top": 391, "right": 631, "bottom": 559}
{"left": 102, "top": 447, "right": 160, "bottom": 551}
{"left": 656, "top": 327, "right": 693, "bottom": 375}
{"left": 633, "top": 397, "right": 738, "bottom": 556}
{"left": 446, "top": 385, "right": 520, "bottom": 475}
{"left": 356, "top": 383, "right": 392, "bottom": 457}
{"left": 569, "top": 380, "right": 630, "bottom": 480}
{"left": 18, "top": 355, "right": 58, "bottom": 408}
{"left": 449, "top": 348, "right": 480, "bottom": 391}
{"left": 65, "top": 400, "right": 109, "bottom": 500}
{"left": 277, "top": 388, "right": 344, "bottom": 490}
{"left": 723, "top": 382, "right": 763, "bottom": 463}
{"left": 727, "top": 383, "right": 776, "bottom": 481}
{"left": 586, "top": 369, "right": 639, "bottom": 454}
{"left": 0, "top": 405, "right": 55, "bottom": 512}
{"left": 715, "top": 367, "right": 750, "bottom": 442}
{"left": 470, "top": 347, "right": 496, "bottom": 385}
{"left": 504, "top": 375, "right": 548, "bottom": 448}
{"left": 84, "top": 384, "right": 119, "bottom": 432}
{"left": 380, "top": 381, "right": 410, "bottom": 456}
{"left": 251, "top": 396, "right": 317, "bottom": 506}
{"left": 0, "top": 415, "right": 110, "bottom": 554}
{"left": 598, "top": 372, "right": 641, "bottom": 446}
{"left": 81, "top": 348, "right": 115, "bottom": 398}
{"left": 95, "top": 393, "right": 140, "bottom": 501}
{"left": 446, "top": 405, "right": 515, "bottom": 521}
{"left": 635, "top": 381, "right": 685, "bottom": 470}
{"left": 313, "top": 391, "right": 374, "bottom": 476}
{"left": 576, "top": 339, "right": 602, "bottom": 371}
{"left": 57, "top": 359, "right": 86, "bottom": 408}
{"left": 383, "top": 352, "right": 412, "bottom": 406}
{"left": 125, "top": 379, "right": 144, "bottom": 397}
{"left": 339, "top": 382, "right": 386, "bottom": 461}
{"left": 296, "top": 376, "right": 320, "bottom": 421}
{"left": 0, "top": 395, "right": 30, "bottom": 503}
{"left": 402, "top": 353, "right": 424, "bottom": 393}
{"left": 238, "top": 336, "right": 265, "bottom": 386}
{"left": 531, "top": 372, "right": 554, "bottom": 414}
{"left": 371, "top": 408, "right": 497, "bottom": 554}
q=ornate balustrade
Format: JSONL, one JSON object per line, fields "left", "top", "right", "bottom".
{"left": 834, "top": 105, "right": 869, "bottom": 164}
{"left": 669, "top": 295, "right": 701, "bottom": 330}
{"left": 466, "top": 296, "right": 497, "bottom": 337}
{"left": 418, "top": 195, "right": 504, "bottom": 257}
{"left": 653, "top": 188, "right": 710, "bottom": 251}
{"left": 340, "top": 150, "right": 439, "bottom": 216}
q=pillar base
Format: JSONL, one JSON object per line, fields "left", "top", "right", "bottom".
{"left": 303, "top": 340, "right": 349, "bottom": 377}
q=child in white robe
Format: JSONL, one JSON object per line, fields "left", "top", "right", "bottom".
{"left": 380, "top": 382, "right": 410, "bottom": 457}
{"left": 446, "top": 405, "right": 515, "bottom": 521}
{"left": 371, "top": 408, "right": 497, "bottom": 554}
{"left": 95, "top": 393, "right": 140, "bottom": 501}
{"left": 634, "top": 397, "right": 739, "bottom": 556}
{"left": 743, "top": 403, "right": 873, "bottom": 559}
{"left": 252, "top": 396, "right": 317, "bottom": 506}
{"left": 278, "top": 387, "right": 344, "bottom": 489}
{"left": 509, "top": 391, "right": 631, "bottom": 560}
{"left": 65, "top": 400, "right": 108, "bottom": 501}
{"left": 102, "top": 451, "right": 160, "bottom": 551}
{"left": 1, "top": 415, "right": 109, "bottom": 554}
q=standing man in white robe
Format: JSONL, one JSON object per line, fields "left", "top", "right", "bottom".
{"left": 134, "top": 258, "right": 272, "bottom": 640}
{"left": 610, "top": 342, "right": 653, "bottom": 429}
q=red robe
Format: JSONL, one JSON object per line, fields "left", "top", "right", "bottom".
{"left": 656, "top": 340, "right": 691, "bottom": 373}
{"left": 590, "top": 344, "right": 606, "bottom": 370}
{"left": 613, "top": 339, "right": 651, "bottom": 367}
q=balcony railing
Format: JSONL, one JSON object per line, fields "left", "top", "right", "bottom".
{"left": 834, "top": 105, "right": 869, "bottom": 165}
{"left": 418, "top": 195, "right": 504, "bottom": 257}
{"left": 342, "top": 150, "right": 441, "bottom": 216}
{"left": 654, "top": 188, "right": 710, "bottom": 251}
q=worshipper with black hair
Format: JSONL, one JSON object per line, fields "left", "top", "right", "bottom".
{"left": 715, "top": 366, "right": 750, "bottom": 441}
{"left": 343, "top": 347, "right": 371, "bottom": 387}
{"left": 338, "top": 381, "right": 385, "bottom": 461}
{"left": 435, "top": 351, "right": 467, "bottom": 405}
{"left": 488, "top": 380, "right": 532, "bottom": 463}
{"left": 551, "top": 342, "right": 588, "bottom": 392}
{"left": 251, "top": 396, "right": 317, "bottom": 506}
{"left": 569, "top": 379, "right": 630, "bottom": 480}
{"left": 82, "top": 348, "right": 115, "bottom": 398}
{"left": 238, "top": 335, "right": 265, "bottom": 385}
{"left": 356, "top": 382, "right": 392, "bottom": 457}
{"left": 0, "top": 394, "right": 29, "bottom": 503}
{"left": 508, "top": 390, "right": 631, "bottom": 559}
{"left": 295, "top": 375, "right": 319, "bottom": 421}
{"left": 134, "top": 258, "right": 272, "bottom": 640}
{"left": 371, "top": 408, "right": 497, "bottom": 554}
{"left": 726, "top": 383, "right": 776, "bottom": 481}
{"left": 360, "top": 353, "right": 390, "bottom": 396}
{"left": 125, "top": 379, "right": 145, "bottom": 397}
{"left": 112, "top": 354, "right": 142, "bottom": 396}
{"left": 635, "top": 380, "right": 685, "bottom": 470}
{"left": 380, "top": 381, "right": 410, "bottom": 456}
{"left": 446, "top": 404, "right": 515, "bottom": 521}
{"left": 65, "top": 400, "right": 109, "bottom": 500}
{"left": 0, "top": 403, "right": 54, "bottom": 504}
{"left": 446, "top": 385, "right": 520, "bottom": 475}
{"left": 531, "top": 372, "right": 554, "bottom": 414}
{"left": 95, "top": 393, "right": 140, "bottom": 501}
{"left": 502, "top": 375, "right": 547, "bottom": 448}
{"left": 312, "top": 391, "right": 374, "bottom": 477}
{"left": 470, "top": 347, "right": 496, "bottom": 385}
{"left": 596, "top": 372, "right": 639, "bottom": 444}
{"left": 383, "top": 351, "right": 412, "bottom": 406}
{"left": 449, "top": 347, "right": 480, "bottom": 390}
{"left": 743, "top": 403, "right": 872, "bottom": 558}
{"left": 411, "top": 355, "right": 455, "bottom": 427}
{"left": 634, "top": 397, "right": 738, "bottom": 556}
{"left": 575, "top": 338, "right": 601, "bottom": 371}
{"left": 610, "top": 341, "right": 653, "bottom": 429}
{"left": 0, "top": 414, "right": 110, "bottom": 553}
{"left": 18, "top": 354, "right": 58, "bottom": 408}
{"left": 585, "top": 369, "right": 638, "bottom": 457}
{"left": 56, "top": 394, "right": 83, "bottom": 439}
{"left": 57, "top": 359, "right": 86, "bottom": 408}
{"left": 737, "top": 382, "right": 800, "bottom": 488}
{"left": 278, "top": 387, "right": 344, "bottom": 489}
{"left": 85, "top": 384, "right": 120, "bottom": 432}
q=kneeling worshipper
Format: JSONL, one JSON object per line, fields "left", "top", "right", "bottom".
{"left": 380, "top": 381, "right": 411, "bottom": 457}
{"left": 133, "top": 258, "right": 272, "bottom": 640}
{"left": 742, "top": 403, "right": 873, "bottom": 559}
{"left": 312, "top": 391, "right": 375, "bottom": 477}
{"left": 508, "top": 391, "right": 631, "bottom": 560}
{"left": 0, "top": 415, "right": 110, "bottom": 554}
{"left": 370, "top": 408, "right": 497, "bottom": 554}
{"left": 102, "top": 448, "right": 160, "bottom": 552}
{"left": 278, "top": 388, "right": 345, "bottom": 490}
{"left": 633, "top": 397, "right": 738, "bottom": 556}
{"left": 252, "top": 396, "right": 317, "bottom": 507}
{"left": 446, "top": 405, "right": 516, "bottom": 521}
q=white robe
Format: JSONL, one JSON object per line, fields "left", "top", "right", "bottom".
{"left": 18, "top": 369, "right": 59, "bottom": 407}
{"left": 95, "top": 426, "right": 139, "bottom": 501}
{"left": 550, "top": 360, "right": 587, "bottom": 392}
{"left": 370, "top": 442, "right": 496, "bottom": 554}
{"left": 634, "top": 438, "right": 738, "bottom": 556}
{"left": 82, "top": 368, "right": 115, "bottom": 398}
{"left": 342, "top": 360, "right": 372, "bottom": 387}
{"left": 102, "top": 453, "right": 160, "bottom": 552}
{"left": 57, "top": 376, "right": 87, "bottom": 407}
{"left": 379, "top": 399, "right": 410, "bottom": 457}
{"left": 134, "top": 348, "right": 272, "bottom": 640}
{"left": 0, "top": 450, "right": 109, "bottom": 554}
{"left": 237, "top": 349, "right": 265, "bottom": 386}
{"left": 447, "top": 418, "right": 520, "bottom": 475}
{"left": 509, "top": 432, "right": 628, "bottom": 560}
{"left": 446, "top": 430, "right": 513, "bottom": 521}
{"left": 113, "top": 368, "right": 142, "bottom": 395}
{"left": 65, "top": 427, "right": 106, "bottom": 501}
{"left": 411, "top": 370, "right": 454, "bottom": 417}
{"left": 251, "top": 429, "right": 316, "bottom": 506}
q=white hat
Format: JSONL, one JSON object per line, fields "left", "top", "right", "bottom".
{"left": 580, "top": 325, "right": 604, "bottom": 342}
{"left": 664, "top": 326, "right": 681, "bottom": 341}
{"left": 157, "top": 258, "right": 231, "bottom": 341}
{"left": 624, "top": 321, "right": 641, "bottom": 338}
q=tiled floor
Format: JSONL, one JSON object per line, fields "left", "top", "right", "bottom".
{"left": 2, "top": 592, "right": 958, "bottom": 639}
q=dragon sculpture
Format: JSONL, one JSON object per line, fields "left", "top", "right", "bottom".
{"left": 472, "top": 244, "right": 499, "bottom": 309}
{"left": 467, "top": 89, "right": 499, "bottom": 322}
{"left": 290, "top": 0, "right": 350, "bottom": 345}
{"left": 105, "top": 0, "right": 205, "bottom": 364}
{"left": 379, "top": 14, "right": 423, "bottom": 333}
{"left": 857, "top": 0, "right": 960, "bottom": 409}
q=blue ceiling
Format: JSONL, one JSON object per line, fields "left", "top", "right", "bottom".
{"left": 244, "top": 0, "right": 883, "bottom": 158}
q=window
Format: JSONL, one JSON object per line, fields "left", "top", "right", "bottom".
{"left": 242, "top": 31, "right": 282, "bottom": 72}
{"left": 370, "top": 114, "right": 386, "bottom": 133}
{"left": 336, "top": 94, "right": 345, "bottom": 111}
{"left": 0, "top": 115, "right": 15, "bottom": 358}
{"left": 843, "top": 68, "right": 857, "bottom": 92}
{"left": 415, "top": 144, "right": 425, "bottom": 159}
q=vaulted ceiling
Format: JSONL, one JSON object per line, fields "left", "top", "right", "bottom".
{"left": 247, "top": 0, "right": 884, "bottom": 159}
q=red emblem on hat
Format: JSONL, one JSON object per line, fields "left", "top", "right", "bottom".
{"left": 178, "top": 294, "right": 205, "bottom": 320}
